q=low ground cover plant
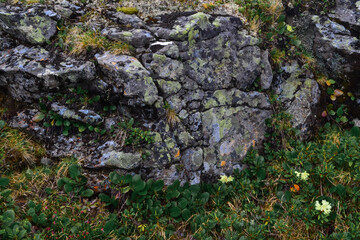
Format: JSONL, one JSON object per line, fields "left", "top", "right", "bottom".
{"left": 1, "top": 116, "right": 359, "bottom": 239}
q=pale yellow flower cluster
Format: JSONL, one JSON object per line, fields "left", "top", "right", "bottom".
{"left": 295, "top": 170, "right": 310, "bottom": 181}
{"left": 315, "top": 200, "right": 332, "bottom": 215}
{"left": 219, "top": 175, "right": 234, "bottom": 183}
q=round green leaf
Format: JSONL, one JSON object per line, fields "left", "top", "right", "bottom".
{"left": 2, "top": 210, "right": 15, "bottom": 226}
{"left": 0, "top": 177, "right": 10, "bottom": 188}
{"left": 69, "top": 164, "right": 81, "bottom": 179}
{"left": 64, "top": 120, "right": 71, "bottom": 127}
{"left": 182, "top": 209, "right": 191, "bottom": 220}
{"left": 0, "top": 120, "right": 6, "bottom": 129}
{"left": 169, "top": 206, "right": 181, "bottom": 218}
{"left": 32, "top": 112, "right": 46, "bottom": 122}
{"left": 81, "top": 189, "right": 94, "bottom": 197}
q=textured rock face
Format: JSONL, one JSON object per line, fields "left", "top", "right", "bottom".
{"left": 0, "top": 6, "right": 320, "bottom": 184}
{"left": 293, "top": 0, "right": 360, "bottom": 98}
{"left": 0, "top": 6, "right": 57, "bottom": 45}
{"left": 0, "top": 45, "right": 96, "bottom": 102}
{"left": 276, "top": 63, "right": 321, "bottom": 136}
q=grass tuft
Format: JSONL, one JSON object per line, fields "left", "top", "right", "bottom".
{"left": 64, "top": 26, "right": 132, "bottom": 56}
{"left": 0, "top": 126, "right": 45, "bottom": 171}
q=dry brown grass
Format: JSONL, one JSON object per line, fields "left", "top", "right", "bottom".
{"left": 262, "top": 0, "right": 284, "bottom": 24}
{"left": 166, "top": 108, "right": 180, "bottom": 127}
{"left": 65, "top": 27, "right": 131, "bottom": 56}
{"left": 0, "top": 127, "right": 45, "bottom": 170}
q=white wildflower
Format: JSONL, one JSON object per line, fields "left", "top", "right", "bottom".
{"left": 315, "top": 200, "right": 332, "bottom": 215}
{"left": 295, "top": 170, "right": 309, "bottom": 181}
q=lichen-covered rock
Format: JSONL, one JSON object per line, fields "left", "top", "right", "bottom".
{"left": 147, "top": 13, "right": 261, "bottom": 91}
{"left": 312, "top": 16, "right": 360, "bottom": 80}
{"left": 182, "top": 148, "right": 203, "bottom": 171}
{"left": 260, "top": 50, "right": 273, "bottom": 90}
{"left": 202, "top": 105, "right": 271, "bottom": 168}
{"left": 100, "top": 151, "right": 142, "bottom": 170}
{"left": 107, "top": 10, "right": 145, "bottom": 28}
{"left": 95, "top": 52, "right": 159, "bottom": 106}
{"left": 276, "top": 64, "right": 320, "bottom": 135}
{"left": 101, "top": 28, "right": 154, "bottom": 47}
{"left": 1, "top": 8, "right": 323, "bottom": 184}
{"left": 0, "top": 6, "right": 57, "bottom": 45}
{"left": 51, "top": 103, "right": 102, "bottom": 125}
{"left": 293, "top": 1, "right": 359, "bottom": 98}
{"left": 0, "top": 45, "right": 96, "bottom": 102}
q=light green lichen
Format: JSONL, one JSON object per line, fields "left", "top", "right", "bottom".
{"left": 204, "top": 99, "right": 218, "bottom": 109}
{"left": 153, "top": 132, "right": 162, "bottom": 143}
{"left": 212, "top": 18, "right": 221, "bottom": 28}
{"left": 178, "top": 131, "right": 194, "bottom": 148}
{"left": 157, "top": 79, "right": 181, "bottom": 95}
{"left": 120, "top": 31, "right": 133, "bottom": 38}
{"left": 153, "top": 54, "right": 167, "bottom": 63}
{"left": 214, "top": 90, "right": 228, "bottom": 105}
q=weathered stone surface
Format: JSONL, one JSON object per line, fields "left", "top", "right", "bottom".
{"left": 147, "top": 13, "right": 261, "bottom": 91}
{"left": 102, "top": 28, "right": 154, "bottom": 47}
{"left": 202, "top": 105, "right": 271, "bottom": 166}
{"left": 100, "top": 151, "right": 142, "bottom": 170}
{"left": 51, "top": 103, "right": 102, "bottom": 125}
{"left": 293, "top": 1, "right": 360, "bottom": 98}
{"left": 54, "top": 5, "right": 73, "bottom": 18}
{"left": 95, "top": 52, "right": 159, "bottom": 106}
{"left": 1, "top": 9, "right": 324, "bottom": 184}
{"left": 107, "top": 10, "right": 145, "bottom": 28}
{"left": 260, "top": 50, "right": 273, "bottom": 90}
{"left": 276, "top": 63, "right": 321, "bottom": 135}
{"left": 0, "top": 45, "right": 96, "bottom": 102}
{"left": 0, "top": 30, "right": 16, "bottom": 50}
{"left": 182, "top": 148, "right": 203, "bottom": 171}
{"left": 0, "top": 6, "right": 57, "bottom": 45}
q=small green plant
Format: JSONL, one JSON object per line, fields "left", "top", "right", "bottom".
{"left": 117, "top": 118, "right": 154, "bottom": 148}
{"left": 320, "top": 78, "right": 356, "bottom": 126}
{"left": 57, "top": 164, "right": 94, "bottom": 198}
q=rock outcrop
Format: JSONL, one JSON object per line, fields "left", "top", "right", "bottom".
{"left": 293, "top": 0, "right": 360, "bottom": 101}
{"left": 0, "top": 4, "right": 321, "bottom": 184}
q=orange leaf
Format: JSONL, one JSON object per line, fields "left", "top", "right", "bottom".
{"left": 220, "top": 161, "right": 226, "bottom": 167}
{"left": 174, "top": 149, "right": 180, "bottom": 158}
{"left": 334, "top": 89, "right": 343, "bottom": 97}
{"left": 326, "top": 80, "right": 332, "bottom": 86}
{"left": 294, "top": 184, "right": 300, "bottom": 191}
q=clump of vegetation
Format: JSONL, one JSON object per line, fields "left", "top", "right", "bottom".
{"left": 0, "top": 121, "right": 45, "bottom": 172}
{"left": 1, "top": 108, "right": 359, "bottom": 239}
{"left": 164, "top": 102, "right": 179, "bottom": 128}
{"left": 62, "top": 26, "right": 131, "bottom": 56}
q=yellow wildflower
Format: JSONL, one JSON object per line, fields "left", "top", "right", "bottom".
{"left": 287, "top": 25, "right": 294, "bottom": 32}
{"left": 219, "top": 175, "right": 234, "bottom": 183}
